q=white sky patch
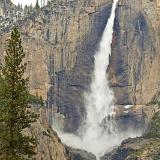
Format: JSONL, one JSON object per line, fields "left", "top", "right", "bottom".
{"left": 11, "top": 0, "right": 37, "bottom": 7}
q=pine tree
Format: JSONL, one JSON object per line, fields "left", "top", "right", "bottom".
{"left": 35, "top": 0, "right": 40, "bottom": 10}
{"left": 39, "top": 96, "right": 44, "bottom": 107}
{"left": 24, "top": 5, "right": 28, "bottom": 16}
{"left": 0, "top": 27, "right": 37, "bottom": 160}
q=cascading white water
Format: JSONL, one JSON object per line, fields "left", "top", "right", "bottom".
{"left": 83, "top": 0, "right": 118, "bottom": 138}
{"left": 53, "top": 0, "right": 142, "bottom": 159}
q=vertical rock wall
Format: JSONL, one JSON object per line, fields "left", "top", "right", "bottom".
{"left": 1, "top": 0, "right": 160, "bottom": 132}
{"left": 109, "top": 0, "right": 160, "bottom": 105}
{"left": 0, "top": 0, "right": 112, "bottom": 132}
{"left": 157, "top": 0, "right": 160, "bottom": 7}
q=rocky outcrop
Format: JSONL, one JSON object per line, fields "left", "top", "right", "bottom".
{"left": 66, "top": 146, "right": 96, "bottom": 160}
{"left": 0, "top": 0, "right": 10, "bottom": 17}
{"left": 101, "top": 109, "right": 160, "bottom": 160}
{"left": 26, "top": 108, "right": 70, "bottom": 160}
{"left": 115, "top": 104, "right": 160, "bottom": 133}
{"left": 0, "top": 0, "right": 25, "bottom": 30}
{"left": 101, "top": 137, "right": 160, "bottom": 160}
{"left": 26, "top": 107, "right": 97, "bottom": 160}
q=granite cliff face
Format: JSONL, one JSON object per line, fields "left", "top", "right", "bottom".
{"left": 109, "top": 0, "right": 160, "bottom": 105}
{"left": 0, "top": 0, "right": 160, "bottom": 159}
{"left": 0, "top": 0, "right": 113, "bottom": 132}
{"left": 0, "top": 0, "right": 160, "bottom": 132}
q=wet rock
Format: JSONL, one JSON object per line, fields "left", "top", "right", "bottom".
{"left": 101, "top": 106, "right": 160, "bottom": 160}
{"left": 115, "top": 105, "right": 160, "bottom": 132}
{"left": 101, "top": 136, "right": 160, "bottom": 160}
{"left": 66, "top": 146, "right": 96, "bottom": 160}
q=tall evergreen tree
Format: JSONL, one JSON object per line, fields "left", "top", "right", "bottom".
{"left": 39, "top": 96, "right": 44, "bottom": 107}
{"left": 0, "top": 27, "right": 37, "bottom": 160}
{"left": 35, "top": 0, "right": 40, "bottom": 10}
{"left": 24, "top": 5, "right": 28, "bottom": 16}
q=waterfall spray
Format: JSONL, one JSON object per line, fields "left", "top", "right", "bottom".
{"left": 78, "top": 0, "right": 119, "bottom": 157}
{"left": 83, "top": 0, "right": 119, "bottom": 138}
{"left": 53, "top": 0, "right": 142, "bottom": 159}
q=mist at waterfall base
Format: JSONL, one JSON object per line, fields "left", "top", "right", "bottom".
{"left": 53, "top": 0, "right": 142, "bottom": 158}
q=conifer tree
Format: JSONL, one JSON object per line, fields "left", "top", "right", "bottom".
{"left": 24, "top": 5, "right": 28, "bottom": 15}
{"left": 39, "top": 96, "right": 44, "bottom": 107}
{"left": 28, "top": 4, "right": 33, "bottom": 14}
{"left": 0, "top": 27, "right": 37, "bottom": 160}
{"left": 35, "top": 0, "right": 40, "bottom": 10}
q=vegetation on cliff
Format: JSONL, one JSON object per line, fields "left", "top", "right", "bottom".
{"left": 28, "top": 94, "right": 44, "bottom": 107}
{"left": 0, "top": 27, "right": 37, "bottom": 159}
{"left": 144, "top": 111, "right": 160, "bottom": 139}
{"left": 127, "top": 111, "right": 160, "bottom": 160}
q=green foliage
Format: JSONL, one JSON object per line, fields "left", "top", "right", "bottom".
{"left": 39, "top": 96, "right": 44, "bottom": 107}
{"left": 28, "top": 94, "right": 44, "bottom": 107}
{"left": 128, "top": 149, "right": 143, "bottom": 158}
{"left": 47, "top": 1, "right": 51, "bottom": 6}
{"left": 144, "top": 112, "right": 160, "bottom": 138}
{"left": 0, "top": 27, "right": 37, "bottom": 160}
{"left": 147, "top": 92, "right": 160, "bottom": 106}
{"left": 128, "top": 140, "right": 160, "bottom": 159}
{"left": 153, "top": 155, "right": 160, "bottom": 160}
{"left": 35, "top": 0, "right": 40, "bottom": 10}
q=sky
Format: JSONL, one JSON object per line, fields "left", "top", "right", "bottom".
{"left": 11, "top": 0, "right": 37, "bottom": 7}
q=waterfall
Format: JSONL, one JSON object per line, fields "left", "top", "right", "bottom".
{"left": 53, "top": 0, "right": 142, "bottom": 159}
{"left": 78, "top": 0, "right": 119, "bottom": 157}
{"left": 83, "top": 0, "right": 119, "bottom": 139}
